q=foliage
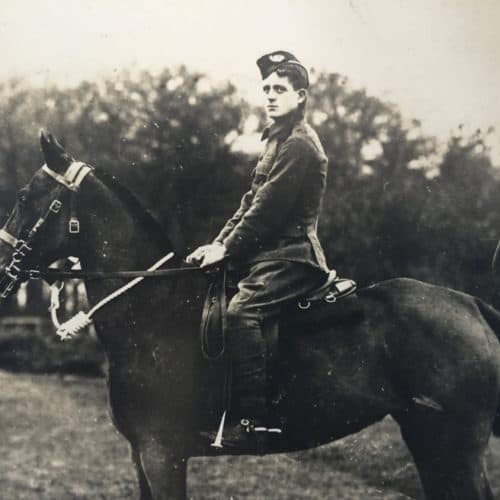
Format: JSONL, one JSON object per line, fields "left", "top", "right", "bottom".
{"left": 307, "top": 72, "right": 499, "bottom": 295}
{"left": 0, "top": 68, "right": 248, "bottom": 251}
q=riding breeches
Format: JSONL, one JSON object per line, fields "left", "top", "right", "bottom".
{"left": 227, "top": 259, "right": 327, "bottom": 418}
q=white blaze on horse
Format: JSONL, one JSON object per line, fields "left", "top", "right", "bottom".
{"left": 0, "top": 131, "right": 499, "bottom": 500}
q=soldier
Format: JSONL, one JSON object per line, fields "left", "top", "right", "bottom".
{"left": 187, "top": 50, "right": 334, "bottom": 446}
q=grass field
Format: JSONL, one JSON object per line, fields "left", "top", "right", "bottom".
{"left": 0, "top": 370, "right": 499, "bottom": 499}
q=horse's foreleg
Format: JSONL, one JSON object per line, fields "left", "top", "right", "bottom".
{"left": 138, "top": 439, "right": 188, "bottom": 500}
{"left": 131, "top": 444, "right": 153, "bottom": 500}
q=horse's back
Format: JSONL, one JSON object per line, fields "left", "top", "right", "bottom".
{"left": 362, "top": 277, "right": 500, "bottom": 350}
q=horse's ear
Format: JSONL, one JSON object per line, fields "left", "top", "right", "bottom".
{"left": 40, "top": 129, "right": 72, "bottom": 172}
{"left": 40, "top": 129, "right": 51, "bottom": 152}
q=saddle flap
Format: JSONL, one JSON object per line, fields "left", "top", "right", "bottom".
{"left": 200, "top": 270, "right": 227, "bottom": 361}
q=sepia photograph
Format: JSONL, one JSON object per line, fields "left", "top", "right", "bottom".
{"left": 1, "top": 1, "right": 500, "bottom": 498}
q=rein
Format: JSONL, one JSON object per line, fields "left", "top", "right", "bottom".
{"left": 54, "top": 252, "right": 176, "bottom": 340}
{"left": 18, "top": 266, "right": 202, "bottom": 281}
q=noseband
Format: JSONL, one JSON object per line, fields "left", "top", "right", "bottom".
{"left": 0, "top": 162, "right": 92, "bottom": 298}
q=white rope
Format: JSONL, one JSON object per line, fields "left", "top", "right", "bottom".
{"left": 55, "top": 252, "right": 175, "bottom": 340}
{"left": 49, "top": 282, "right": 64, "bottom": 329}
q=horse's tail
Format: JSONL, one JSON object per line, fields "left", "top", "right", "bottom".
{"left": 476, "top": 298, "right": 500, "bottom": 436}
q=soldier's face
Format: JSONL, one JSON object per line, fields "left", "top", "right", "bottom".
{"left": 262, "top": 73, "right": 305, "bottom": 120}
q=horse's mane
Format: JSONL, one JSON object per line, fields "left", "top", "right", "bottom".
{"left": 92, "top": 167, "right": 173, "bottom": 251}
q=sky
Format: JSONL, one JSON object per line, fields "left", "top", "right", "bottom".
{"left": 1, "top": 0, "right": 500, "bottom": 160}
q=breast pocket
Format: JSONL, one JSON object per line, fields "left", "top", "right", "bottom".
{"left": 251, "top": 160, "right": 271, "bottom": 190}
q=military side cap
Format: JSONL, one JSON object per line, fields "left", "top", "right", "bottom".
{"left": 256, "top": 50, "right": 309, "bottom": 87}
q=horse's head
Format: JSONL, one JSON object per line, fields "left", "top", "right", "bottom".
{"left": 0, "top": 131, "right": 92, "bottom": 298}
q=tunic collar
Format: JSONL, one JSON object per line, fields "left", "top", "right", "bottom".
{"left": 261, "top": 109, "right": 305, "bottom": 142}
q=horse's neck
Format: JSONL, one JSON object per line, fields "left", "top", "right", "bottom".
{"left": 74, "top": 176, "right": 206, "bottom": 354}
{"left": 78, "top": 177, "right": 165, "bottom": 274}
{"left": 76, "top": 177, "right": 174, "bottom": 329}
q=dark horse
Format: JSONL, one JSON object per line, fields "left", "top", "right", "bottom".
{"left": 0, "top": 132, "right": 499, "bottom": 500}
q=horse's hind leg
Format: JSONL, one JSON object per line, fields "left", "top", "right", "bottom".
{"left": 398, "top": 412, "right": 494, "bottom": 500}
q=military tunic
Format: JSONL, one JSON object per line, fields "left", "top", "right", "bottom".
{"left": 215, "top": 111, "right": 329, "bottom": 272}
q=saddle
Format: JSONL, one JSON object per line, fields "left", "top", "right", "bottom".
{"left": 199, "top": 268, "right": 357, "bottom": 361}
{"left": 199, "top": 268, "right": 359, "bottom": 446}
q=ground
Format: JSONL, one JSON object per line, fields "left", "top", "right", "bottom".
{"left": 0, "top": 370, "right": 499, "bottom": 499}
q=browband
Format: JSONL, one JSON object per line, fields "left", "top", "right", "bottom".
{"left": 42, "top": 162, "right": 92, "bottom": 191}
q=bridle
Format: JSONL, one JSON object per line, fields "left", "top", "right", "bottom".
{"left": 0, "top": 161, "right": 204, "bottom": 300}
{"left": 0, "top": 161, "right": 92, "bottom": 298}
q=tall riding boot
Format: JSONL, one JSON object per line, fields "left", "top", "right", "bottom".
{"left": 210, "top": 322, "right": 281, "bottom": 448}
{"left": 230, "top": 324, "right": 267, "bottom": 420}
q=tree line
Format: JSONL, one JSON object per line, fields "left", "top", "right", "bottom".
{"left": 0, "top": 65, "right": 499, "bottom": 307}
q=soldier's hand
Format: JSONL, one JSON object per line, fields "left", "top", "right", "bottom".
{"left": 199, "top": 243, "right": 227, "bottom": 268}
{"left": 185, "top": 245, "right": 212, "bottom": 265}
{"left": 186, "top": 243, "right": 227, "bottom": 266}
